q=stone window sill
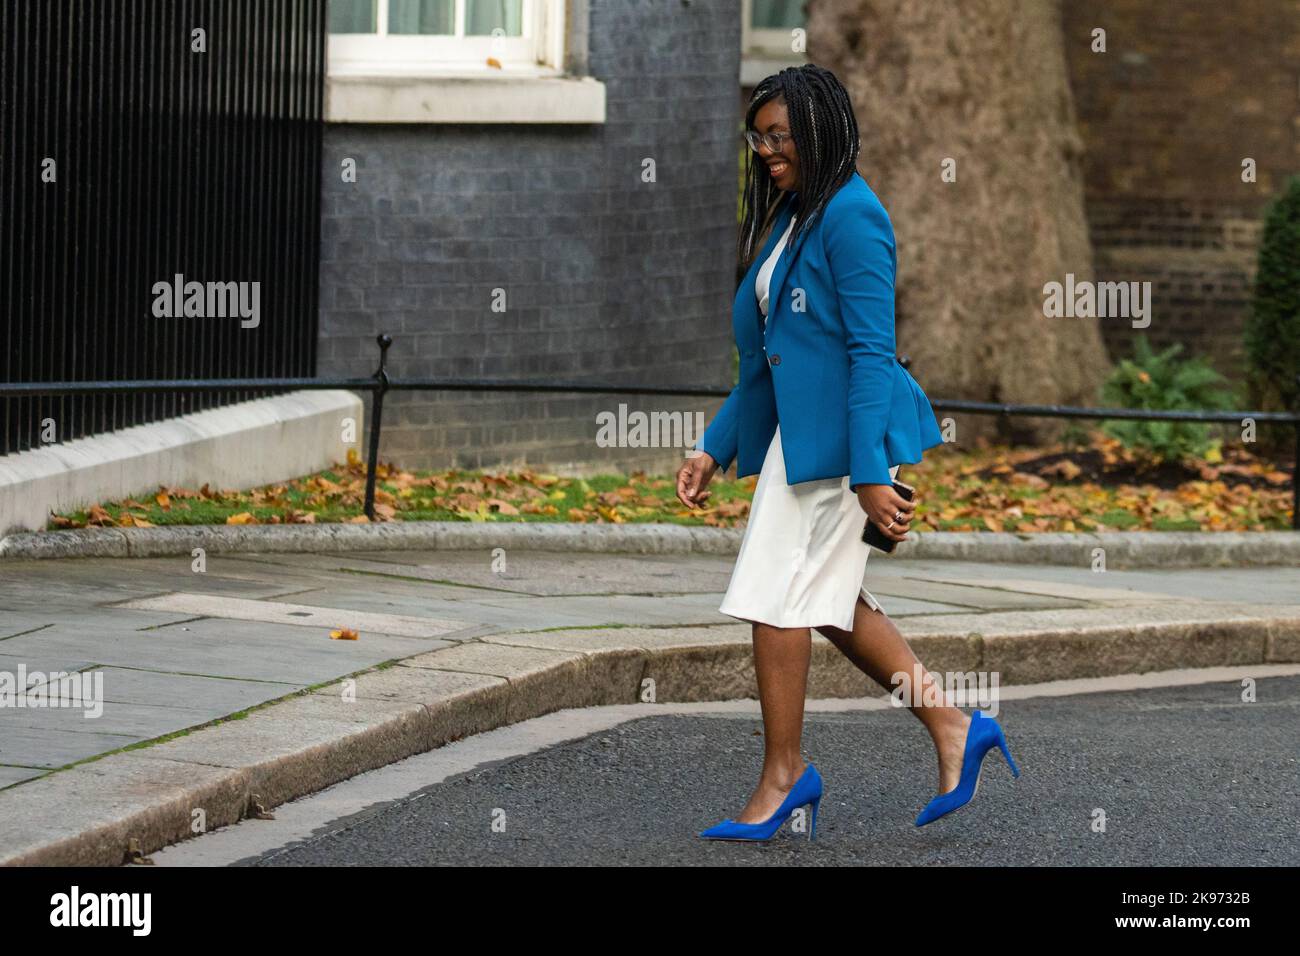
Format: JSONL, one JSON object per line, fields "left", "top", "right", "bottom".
{"left": 325, "top": 72, "right": 606, "bottom": 124}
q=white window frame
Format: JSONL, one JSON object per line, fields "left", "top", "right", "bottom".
{"left": 329, "top": 0, "right": 565, "bottom": 77}
{"left": 324, "top": 0, "right": 605, "bottom": 123}
{"left": 741, "top": 0, "right": 803, "bottom": 58}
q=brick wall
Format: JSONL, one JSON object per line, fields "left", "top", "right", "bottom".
{"left": 318, "top": 0, "right": 742, "bottom": 475}
{"left": 1061, "top": 0, "right": 1300, "bottom": 377}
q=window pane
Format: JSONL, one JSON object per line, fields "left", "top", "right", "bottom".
{"left": 752, "top": 0, "right": 802, "bottom": 29}
{"left": 388, "top": 0, "right": 455, "bottom": 35}
{"left": 466, "top": 0, "right": 523, "bottom": 37}
{"left": 328, "top": 0, "right": 377, "bottom": 33}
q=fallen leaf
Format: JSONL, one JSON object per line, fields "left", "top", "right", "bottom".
{"left": 1041, "top": 459, "right": 1082, "bottom": 481}
{"left": 87, "top": 504, "right": 115, "bottom": 527}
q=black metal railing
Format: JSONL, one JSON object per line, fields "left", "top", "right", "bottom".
{"left": 2, "top": 335, "right": 1297, "bottom": 530}
{"left": 0, "top": 0, "right": 326, "bottom": 457}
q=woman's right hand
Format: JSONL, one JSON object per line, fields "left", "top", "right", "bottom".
{"left": 676, "top": 451, "right": 719, "bottom": 509}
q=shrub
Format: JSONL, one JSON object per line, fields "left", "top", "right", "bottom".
{"left": 1244, "top": 173, "right": 1300, "bottom": 448}
{"left": 1099, "top": 335, "right": 1237, "bottom": 462}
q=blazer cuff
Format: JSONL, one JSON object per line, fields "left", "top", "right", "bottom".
{"left": 849, "top": 443, "right": 893, "bottom": 489}
{"left": 699, "top": 386, "right": 740, "bottom": 471}
{"left": 697, "top": 433, "right": 734, "bottom": 471}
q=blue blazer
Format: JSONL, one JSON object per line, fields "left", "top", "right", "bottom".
{"left": 698, "top": 171, "right": 944, "bottom": 489}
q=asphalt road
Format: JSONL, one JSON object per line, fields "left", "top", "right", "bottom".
{"left": 220, "top": 674, "right": 1299, "bottom": 867}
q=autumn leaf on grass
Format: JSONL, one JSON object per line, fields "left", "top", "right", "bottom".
{"left": 373, "top": 502, "right": 398, "bottom": 520}
{"left": 1010, "top": 472, "right": 1050, "bottom": 490}
{"left": 329, "top": 628, "right": 359, "bottom": 641}
{"left": 1040, "top": 459, "right": 1082, "bottom": 481}
{"left": 226, "top": 512, "right": 258, "bottom": 525}
{"left": 120, "top": 514, "right": 155, "bottom": 528}
{"left": 712, "top": 499, "right": 750, "bottom": 520}
{"left": 312, "top": 476, "right": 344, "bottom": 495}
{"left": 454, "top": 501, "right": 494, "bottom": 522}
{"left": 49, "top": 513, "right": 84, "bottom": 529}
{"left": 155, "top": 491, "right": 172, "bottom": 510}
{"left": 485, "top": 498, "right": 519, "bottom": 516}
{"left": 87, "top": 504, "right": 115, "bottom": 527}
{"left": 346, "top": 447, "right": 361, "bottom": 467}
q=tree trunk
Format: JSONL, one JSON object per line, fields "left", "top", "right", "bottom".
{"left": 807, "top": 0, "right": 1110, "bottom": 443}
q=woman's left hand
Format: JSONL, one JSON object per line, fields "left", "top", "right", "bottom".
{"left": 855, "top": 483, "right": 918, "bottom": 543}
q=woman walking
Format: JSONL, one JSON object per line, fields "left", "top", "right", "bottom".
{"left": 677, "top": 65, "right": 1019, "bottom": 840}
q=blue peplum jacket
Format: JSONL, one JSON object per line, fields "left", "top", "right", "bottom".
{"left": 697, "top": 171, "right": 945, "bottom": 491}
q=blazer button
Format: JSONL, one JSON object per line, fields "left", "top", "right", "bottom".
{"left": 769, "top": 353, "right": 781, "bottom": 366}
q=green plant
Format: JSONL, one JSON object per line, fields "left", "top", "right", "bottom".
{"left": 1244, "top": 173, "right": 1300, "bottom": 447}
{"left": 1099, "top": 335, "right": 1237, "bottom": 462}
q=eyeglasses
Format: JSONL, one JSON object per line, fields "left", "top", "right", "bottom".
{"left": 744, "top": 129, "right": 793, "bottom": 153}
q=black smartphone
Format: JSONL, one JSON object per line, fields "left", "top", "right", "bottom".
{"left": 861, "top": 479, "right": 915, "bottom": 553}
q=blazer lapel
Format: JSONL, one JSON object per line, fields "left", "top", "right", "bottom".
{"left": 763, "top": 195, "right": 812, "bottom": 337}
{"left": 740, "top": 195, "right": 797, "bottom": 341}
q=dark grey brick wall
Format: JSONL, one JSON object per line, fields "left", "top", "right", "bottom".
{"left": 319, "top": 0, "right": 742, "bottom": 476}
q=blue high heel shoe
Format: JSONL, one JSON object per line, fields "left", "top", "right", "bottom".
{"left": 915, "top": 710, "right": 1020, "bottom": 827}
{"left": 699, "top": 764, "right": 824, "bottom": 841}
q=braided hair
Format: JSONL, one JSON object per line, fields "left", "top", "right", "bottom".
{"left": 738, "top": 64, "right": 861, "bottom": 272}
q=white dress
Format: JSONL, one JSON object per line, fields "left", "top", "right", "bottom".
{"left": 717, "top": 213, "right": 900, "bottom": 631}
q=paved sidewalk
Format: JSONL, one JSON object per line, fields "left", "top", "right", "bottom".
{"left": 0, "top": 546, "right": 1297, "bottom": 863}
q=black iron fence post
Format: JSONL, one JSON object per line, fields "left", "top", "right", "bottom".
{"left": 363, "top": 334, "right": 392, "bottom": 522}
{"left": 1293, "top": 374, "right": 1300, "bottom": 530}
